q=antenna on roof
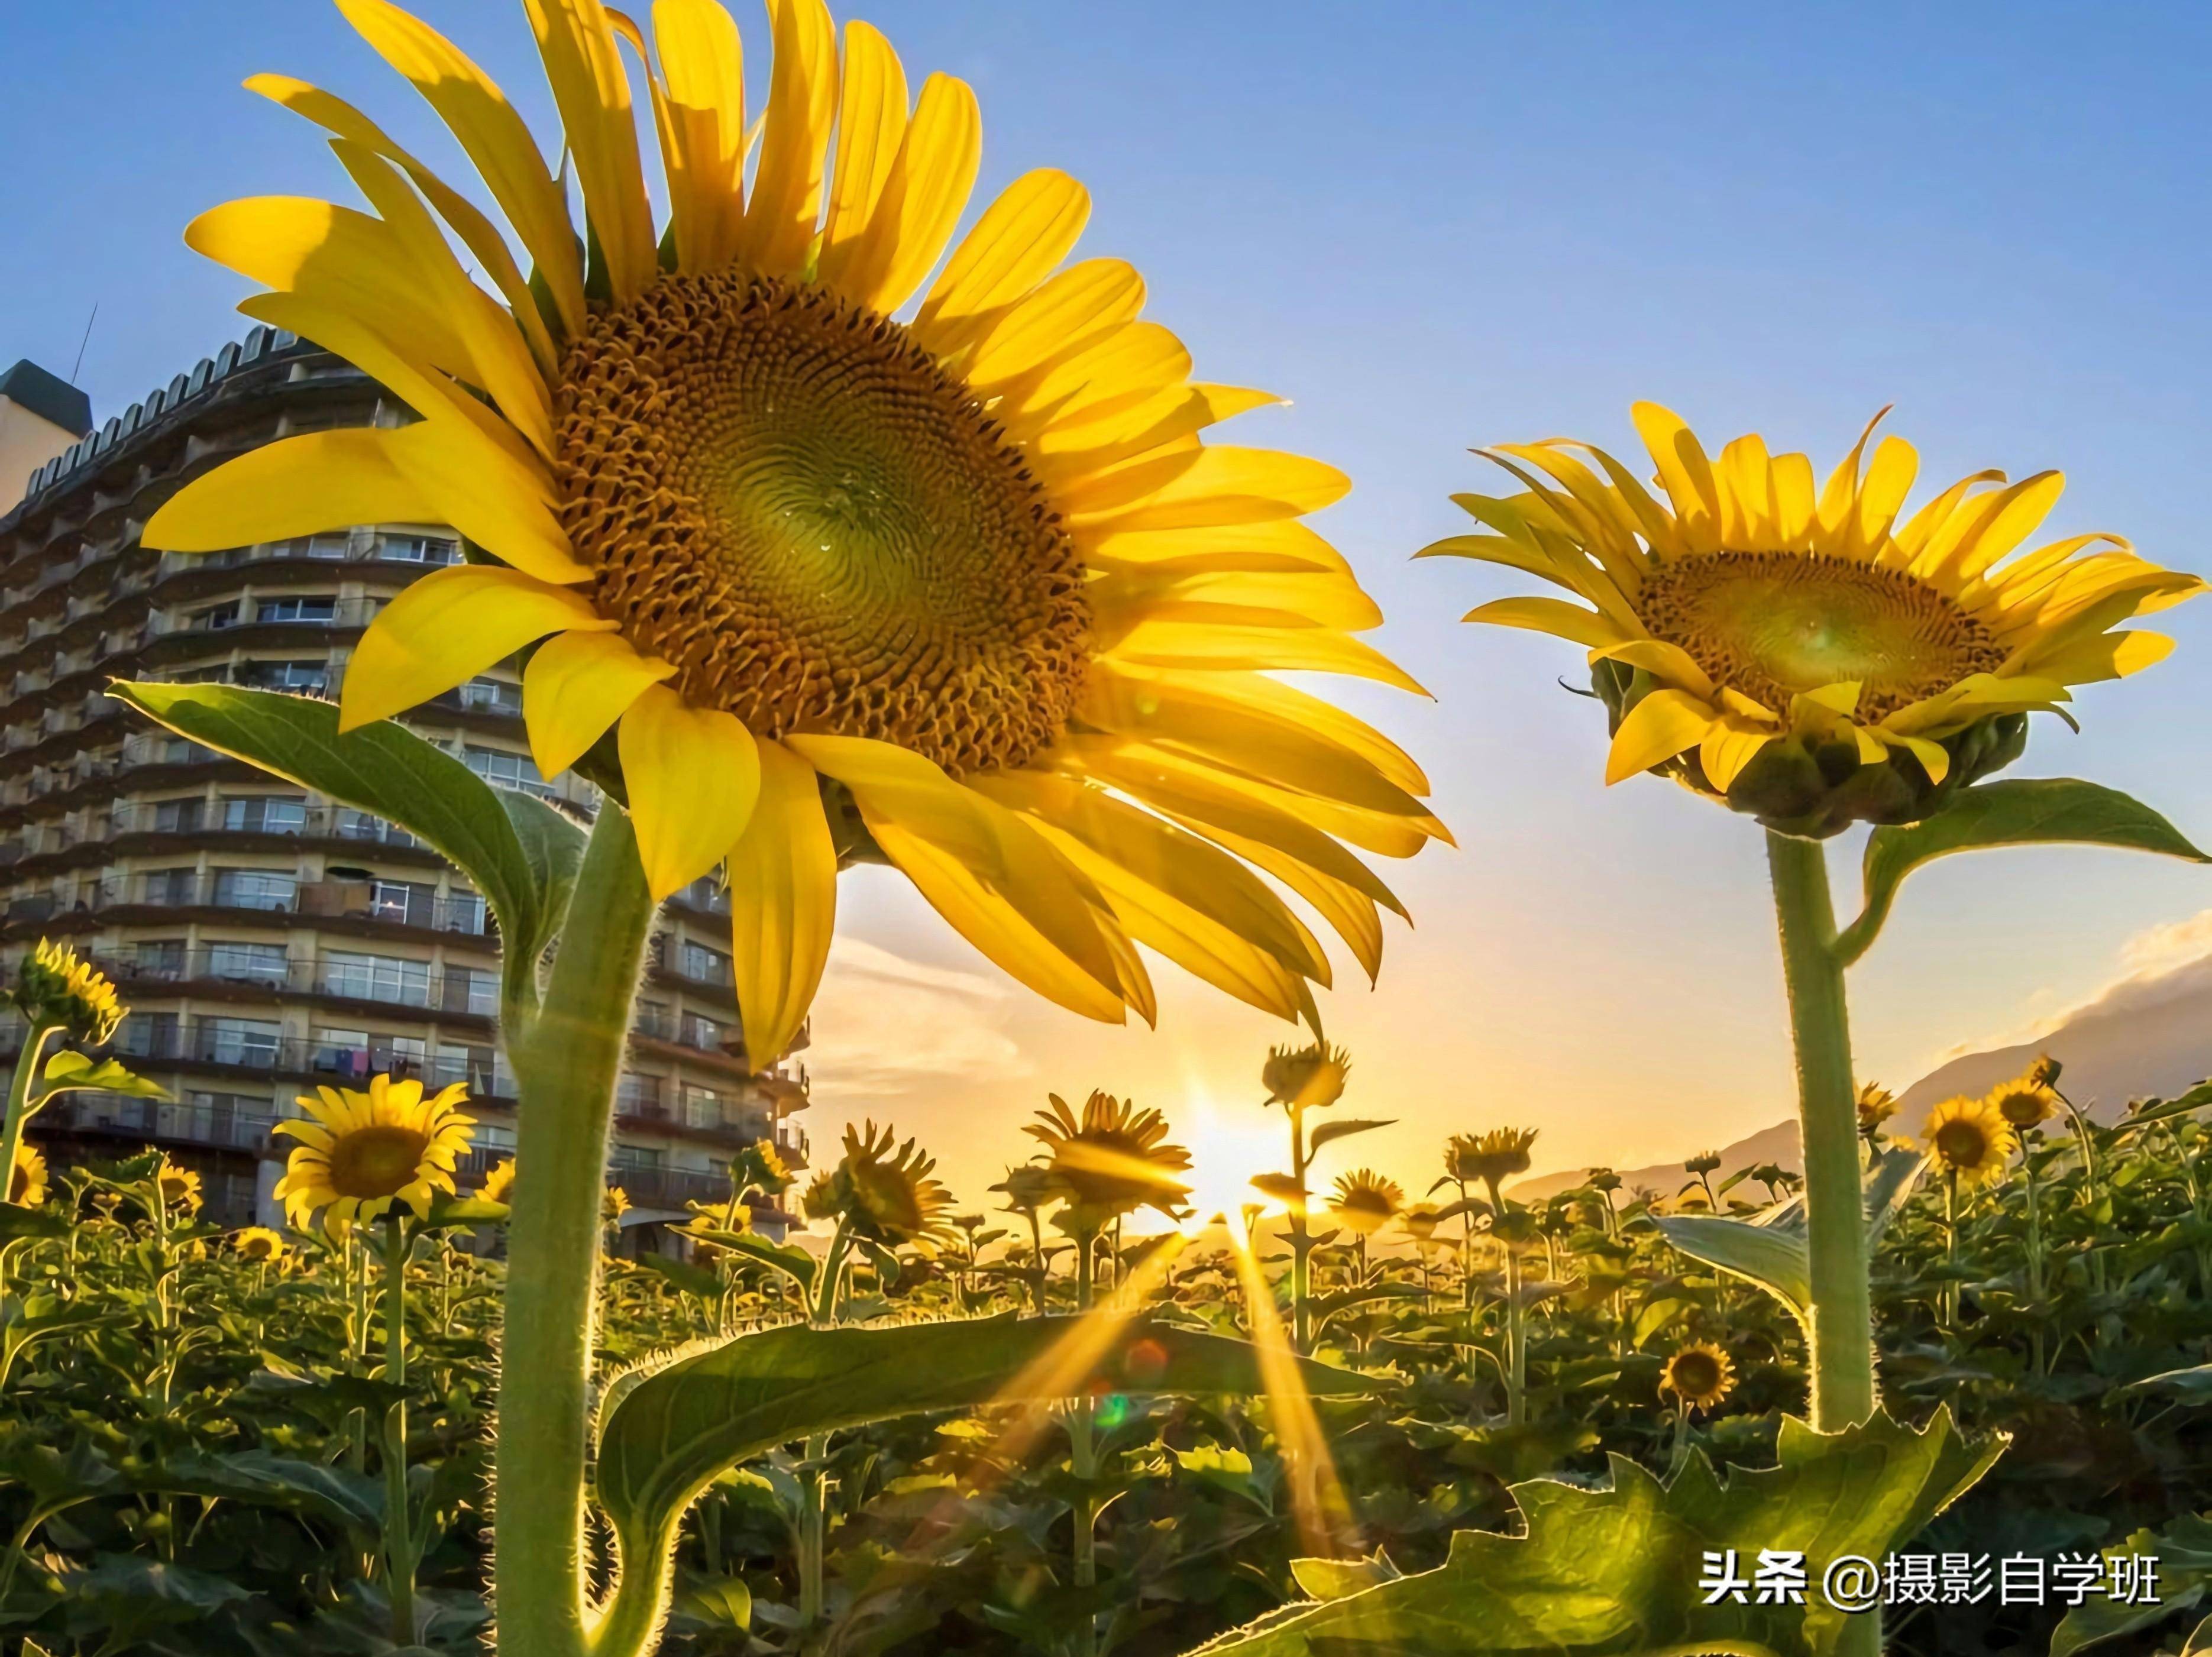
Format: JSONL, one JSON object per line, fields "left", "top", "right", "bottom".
{"left": 70, "top": 303, "right": 99, "bottom": 384}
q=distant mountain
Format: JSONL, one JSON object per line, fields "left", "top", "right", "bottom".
{"left": 1515, "top": 952, "right": 2212, "bottom": 1203}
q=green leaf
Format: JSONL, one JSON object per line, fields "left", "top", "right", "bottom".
{"left": 635, "top": 1252, "right": 726, "bottom": 1300}
{"left": 108, "top": 682, "right": 586, "bottom": 1012}
{"left": 594, "top": 1314, "right": 1376, "bottom": 1645}
{"left": 34, "top": 1050, "right": 170, "bottom": 1105}
{"left": 1192, "top": 1407, "right": 2003, "bottom": 1656}
{"left": 0, "top": 1201, "right": 69, "bottom": 1241}
{"left": 2122, "top": 1364, "right": 2212, "bottom": 1404}
{"left": 1650, "top": 1213, "right": 1812, "bottom": 1321}
{"left": 1836, "top": 779, "right": 2209, "bottom": 965}
{"left": 425, "top": 1195, "right": 512, "bottom": 1228}
{"left": 151, "top": 1449, "right": 383, "bottom": 1530}
{"left": 679, "top": 1577, "right": 753, "bottom": 1631}
{"left": 1290, "top": 1549, "right": 1403, "bottom": 1602}
{"left": 2113, "top": 1082, "right": 2212, "bottom": 1137}
{"left": 2049, "top": 1511, "right": 2212, "bottom": 1656}
{"left": 1307, "top": 1118, "right": 1396, "bottom": 1155}
{"left": 688, "top": 1227, "right": 816, "bottom": 1293}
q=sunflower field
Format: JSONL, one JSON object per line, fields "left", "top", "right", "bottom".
{"left": 4, "top": 1048, "right": 2212, "bottom": 1657}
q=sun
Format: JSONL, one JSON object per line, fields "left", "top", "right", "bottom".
{"left": 1157, "top": 1090, "right": 1290, "bottom": 1232}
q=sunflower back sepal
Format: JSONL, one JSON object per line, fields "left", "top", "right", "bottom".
{"left": 1833, "top": 776, "right": 2211, "bottom": 965}
{"left": 1189, "top": 1406, "right": 2005, "bottom": 1657}
{"left": 107, "top": 681, "right": 586, "bottom": 1015}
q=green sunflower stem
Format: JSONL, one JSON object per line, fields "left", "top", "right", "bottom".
{"left": 496, "top": 807, "right": 657, "bottom": 1657}
{"left": 0, "top": 1021, "right": 59, "bottom": 1218}
{"left": 1766, "top": 831, "right": 1880, "bottom": 1657}
{"left": 381, "top": 1216, "right": 416, "bottom": 1646}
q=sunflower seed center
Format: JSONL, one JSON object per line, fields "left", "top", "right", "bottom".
{"left": 327, "top": 1125, "right": 431, "bottom": 1200}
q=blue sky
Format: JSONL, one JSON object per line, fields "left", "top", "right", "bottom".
{"left": 5, "top": 1, "right": 2209, "bottom": 1203}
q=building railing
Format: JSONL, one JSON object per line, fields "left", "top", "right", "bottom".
{"left": 6, "top": 875, "right": 491, "bottom": 935}
{"left": 98, "top": 802, "right": 421, "bottom": 847}
{"left": 38, "top": 1093, "right": 280, "bottom": 1153}
{"left": 97, "top": 950, "right": 500, "bottom": 1017}
{"left": 104, "top": 1021, "right": 517, "bottom": 1097}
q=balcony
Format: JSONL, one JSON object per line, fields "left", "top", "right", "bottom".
{"left": 101, "top": 801, "right": 421, "bottom": 849}
{"left": 99, "top": 949, "right": 499, "bottom": 1017}
{"left": 38, "top": 1093, "right": 279, "bottom": 1154}
{"left": 81, "top": 873, "right": 489, "bottom": 935}
{"left": 106, "top": 1020, "right": 516, "bottom": 1098}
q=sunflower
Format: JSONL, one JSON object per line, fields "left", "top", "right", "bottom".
{"left": 14, "top": 939, "right": 124, "bottom": 1044}
{"left": 8, "top": 1141, "right": 48, "bottom": 1208}
{"left": 142, "top": 0, "right": 1443, "bottom": 1066}
{"left": 1248, "top": 1171, "right": 1309, "bottom": 1214}
{"left": 804, "top": 1120, "right": 955, "bottom": 1247}
{"left": 273, "top": 1074, "right": 476, "bottom": 1237}
{"left": 603, "top": 1185, "right": 632, "bottom": 1224}
{"left": 1922, "top": 1094, "right": 2016, "bottom": 1192}
{"left": 157, "top": 1161, "right": 204, "bottom": 1215}
{"left": 1445, "top": 1127, "right": 1538, "bottom": 1193}
{"left": 1262, "top": 1041, "right": 1353, "bottom": 1112}
{"left": 1432, "top": 406, "right": 2204, "bottom": 836}
{"left": 1026, "top": 1090, "right": 1192, "bottom": 1225}
{"left": 1855, "top": 1082, "right": 1899, "bottom": 1138}
{"left": 1399, "top": 1201, "right": 1444, "bottom": 1243}
{"left": 1327, "top": 1168, "right": 1403, "bottom": 1237}
{"left": 730, "top": 1139, "right": 795, "bottom": 1197}
{"left": 989, "top": 1162, "right": 1059, "bottom": 1218}
{"left": 1660, "top": 1340, "right": 1737, "bottom": 1411}
{"left": 233, "top": 1226, "right": 289, "bottom": 1263}
{"left": 1985, "top": 1061, "right": 2061, "bottom": 1131}
{"left": 478, "top": 1156, "right": 516, "bottom": 1204}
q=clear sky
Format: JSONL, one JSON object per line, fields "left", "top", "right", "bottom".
{"left": 6, "top": 1, "right": 2209, "bottom": 1212}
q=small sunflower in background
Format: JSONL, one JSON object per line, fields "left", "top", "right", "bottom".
{"left": 478, "top": 1157, "right": 516, "bottom": 1205}
{"left": 806, "top": 1121, "right": 956, "bottom": 1250}
{"left": 232, "top": 1227, "right": 289, "bottom": 1264}
{"left": 1923, "top": 1095, "right": 2017, "bottom": 1192}
{"left": 1328, "top": 1169, "right": 1404, "bottom": 1236}
{"left": 273, "top": 1075, "right": 476, "bottom": 1238}
{"left": 1263, "top": 1043, "right": 1352, "bottom": 1112}
{"left": 8, "top": 1142, "right": 48, "bottom": 1208}
{"left": 143, "top": 0, "right": 1444, "bottom": 1068}
{"left": 1986, "top": 1060, "right": 2062, "bottom": 1131}
{"left": 1660, "top": 1340, "right": 1738, "bottom": 1413}
{"left": 12, "top": 939, "right": 125, "bottom": 1044}
{"left": 1445, "top": 1127, "right": 1540, "bottom": 1198}
{"left": 1433, "top": 406, "right": 2203, "bottom": 836}
{"left": 1027, "top": 1090, "right": 1192, "bottom": 1228}
{"left": 1856, "top": 1083, "right": 1899, "bottom": 1141}
{"left": 601, "top": 1186, "right": 632, "bottom": 1226}
{"left": 157, "top": 1161, "right": 204, "bottom": 1216}
{"left": 1399, "top": 1202, "right": 1444, "bottom": 1244}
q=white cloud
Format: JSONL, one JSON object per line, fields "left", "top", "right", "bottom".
{"left": 801, "top": 937, "right": 1034, "bottom": 1102}
{"left": 1927, "top": 906, "right": 2212, "bottom": 1063}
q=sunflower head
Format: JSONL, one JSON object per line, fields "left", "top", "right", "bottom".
{"left": 602, "top": 1185, "right": 632, "bottom": 1225}
{"left": 1586, "top": 1167, "right": 1622, "bottom": 1194}
{"left": 142, "top": 0, "right": 1440, "bottom": 1073}
{"left": 1923, "top": 1094, "right": 2017, "bottom": 1190}
{"left": 808, "top": 1121, "right": 955, "bottom": 1248}
{"left": 1855, "top": 1082, "right": 1900, "bottom": 1138}
{"left": 478, "top": 1157, "right": 516, "bottom": 1205}
{"left": 1262, "top": 1043, "right": 1352, "bottom": 1112}
{"left": 731, "top": 1140, "right": 795, "bottom": 1199}
{"left": 1439, "top": 406, "right": 2205, "bottom": 837}
{"left": 157, "top": 1160, "right": 203, "bottom": 1215}
{"left": 1026, "top": 1090, "right": 1192, "bottom": 1225}
{"left": 1445, "top": 1127, "right": 1539, "bottom": 1190}
{"left": 1986, "top": 1061, "right": 2061, "bottom": 1130}
{"left": 1660, "top": 1340, "right": 1738, "bottom": 1411}
{"left": 1399, "top": 1201, "right": 1444, "bottom": 1242}
{"left": 1683, "top": 1151, "right": 1722, "bottom": 1176}
{"left": 273, "top": 1075, "right": 476, "bottom": 1238}
{"left": 1248, "top": 1171, "right": 1309, "bottom": 1215}
{"left": 232, "top": 1226, "right": 288, "bottom": 1263}
{"left": 990, "top": 1163, "right": 1059, "bottom": 1218}
{"left": 1328, "top": 1168, "right": 1403, "bottom": 1236}
{"left": 15, "top": 940, "right": 124, "bottom": 1045}
{"left": 8, "top": 1142, "right": 48, "bottom": 1208}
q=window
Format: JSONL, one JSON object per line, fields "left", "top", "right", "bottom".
{"left": 187, "top": 601, "right": 240, "bottom": 631}
{"left": 118, "top": 1011, "right": 180, "bottom": 1060}
{"left": 208, "top": 941, "right": 289, "bottom": 984}
{"left": 188, "top": 1090, "right": 272, "bottom": 1147}
{"left": 386, "top": 535, "right": 459, "bottom": 565}
{"left": 141, "top": 868, "right": 198, "bottom": 905}
{"left": 679, "top": 941, "right": 733, "bottom": 986}
{"left": 616, "top": 1072, "right": 665, "bottom": 1119}
{"left": 200, "top": 1018, "right": 281, "bottom": 1066}
{"left": 364, "top": 879, "right": 436, "bottom": 927}
{"left": 151, "top": 797, "right": 205, "bottom": 833}
{"left": 463, "top": 746, "right": 555, "bottom": 798}
{"left": 432, "top": 1042, "right": 513, "bottom": 1096}
{"left": 312, "top": 1028, "right": 425, "bottom": 1079}
{"left": 256, "top": 596, "right": 337, "bottom": 624}
{"left": 681, "top": 1084, "right": 727, "bottom": 1131}
{"left": 438, "top": 964, "right": 499, "bottom": 1017}
{"left": 134, "top": 939, "right": 187, "bottom": 978}
{"left": 239, "top": 660, "right": 329, "bottom": 694}
{"left": 221, "top": 795, "right": 308, "bottom": 834}
{"left": 440, "top": 890, "right": 488, "bottom": 934}
{"left": 457, "top": 677, "right": 523, "bottom": 716}
{"left": 288, "top": 532, "right": 350, "bottom": 560}
{"left": 212, "top": 868, "right": 297, "bottom": 911}
{"left": 681, "top": 1011, "right": 728, "bottom": 1051}
{"left": 332, "top": 807, "right": 415, "bottom": 846}
{"left": 319, "top": 951, "right": 431, "bottom": 1007}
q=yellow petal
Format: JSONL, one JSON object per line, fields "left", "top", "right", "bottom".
{"left": 724, "top": 740, "right": 838, "bottom": 1067}
{"left": 1698, "top": 722, "right": 1776, "bottom": 793}
{"left": 738, "top": 0, "right": 838, "bottom": 277}
{"left": 1604, "top": 690, "right": 1715, "bottom": 785}
{"left": 523, "top": 0, "right": 657, "bottom": 300}
{"left": 1179, "top": 818, "right": 1388, "bottom": 985}
{"left": 335, "top": 0, "right": 586, "bottom": 335}
{"left": 522, "top": 629, "right": 674, "bottom": 775}
{"left": 913, "top": 168, "right": 1090, "bottom": 353}
{"left": 1629, "top": 402, "right": 1722, "bottom": 552}
{"left": 963, "top": 258, "right": 1145, "bottom": 387}
{"left": 1589, "top": 638, "right": 1716, "bottom": 701}
{"left": 653, "top": 0, "right": 748, "bottom": 271}
{"left": 1062, "top": 445, "right": 1350, "bottom": 532}
{"left": 1462, "top": 595, "right": 1629, "bottom": 652}
{"left": 144, "top": 428, "right": 432, "bottom": 554}
{"left": 245, "top": 72, "right": 559, "bottom": 374}
{"left": 1890, "top": 733, "right": 1951, "bottom": 785}
{"left": 617, "top": 684, "right": 762, "bottom": 900}
{"left": 816, "top": 20, "right": 907, "bottom": 274}
{"left": 2012, "top": 626, "right": 2174, "bottom": 685}
{"left": 850, "top": 73, "right": 981, "bottom": 314}
{"left": 341, "top": 565, "right": 611, "bottom": 730}
{"left": 1101, "top": 620, "right": 1426, "bottom": 695}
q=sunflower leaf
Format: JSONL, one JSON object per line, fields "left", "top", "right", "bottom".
{"left": 106, "top": 682, "right": 585, "bottom": 1015}
{"left": 1649, "top": 1214, "right": 1812, "bottom": 1322}
{"left": 2048, "top": 1511, "right": 2212, "bottom": 1656}
{"left": 33, "top": 1051, "right": 170, "bottom": 1106}
{"left": 1308, "top": 1117, "right": 1396, "bottom": 1154}
{"left": 1836, "top": 778, "right": 2210, "bottom": 965}
{"left": 1191, "top": 1407, "right": 2003, "bottom": 1657}
{"left": 594, "top": 1314, "right": 1377, "bottom": 1648}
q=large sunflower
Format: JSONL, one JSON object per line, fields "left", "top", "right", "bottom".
{"left": 1430, "top": 406, "right": 2204, "bottom": 834}
{"left": 142, "top": 0, "right": 1443, "bottom": 1064}
{"left": 273, "top": 1074, "right": 476, "bottom": 1236}
{"left": 1922, "top": 1093, "right": 2016, "bottom": 1192}
{"left": 8, "top": 1142, "right": 48, "bottom": 1208}
{"left": 1027, "top": 1089, "right": 1192, "bottom": 1225}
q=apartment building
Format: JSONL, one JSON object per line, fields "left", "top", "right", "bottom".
{"left": 0, "top": 331, "right": 807, "bottom": 1231}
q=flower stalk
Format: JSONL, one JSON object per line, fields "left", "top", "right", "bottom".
{"left": 380, "top": 1216, "right": 418, "bottom": 1645}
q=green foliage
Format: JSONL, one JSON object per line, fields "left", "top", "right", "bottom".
{"left": 33, "top": 1051, "right": 168, "bottom": 1105}
{"left": 106, "top": 682, "right": 585, "bottom": 1011}
{"left": 1836, "top": 778, "right": 2210, "bottom": 963}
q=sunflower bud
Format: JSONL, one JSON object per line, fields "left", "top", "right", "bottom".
{"left": 1261, "top": 1043, "right": 1351, "bottom": 1111}
{"left": 14, "top": 940, "right": 124, "bottom": 1046}
{"left": 1445, "top": 1127, "right": 1538, "bottom": 1188}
